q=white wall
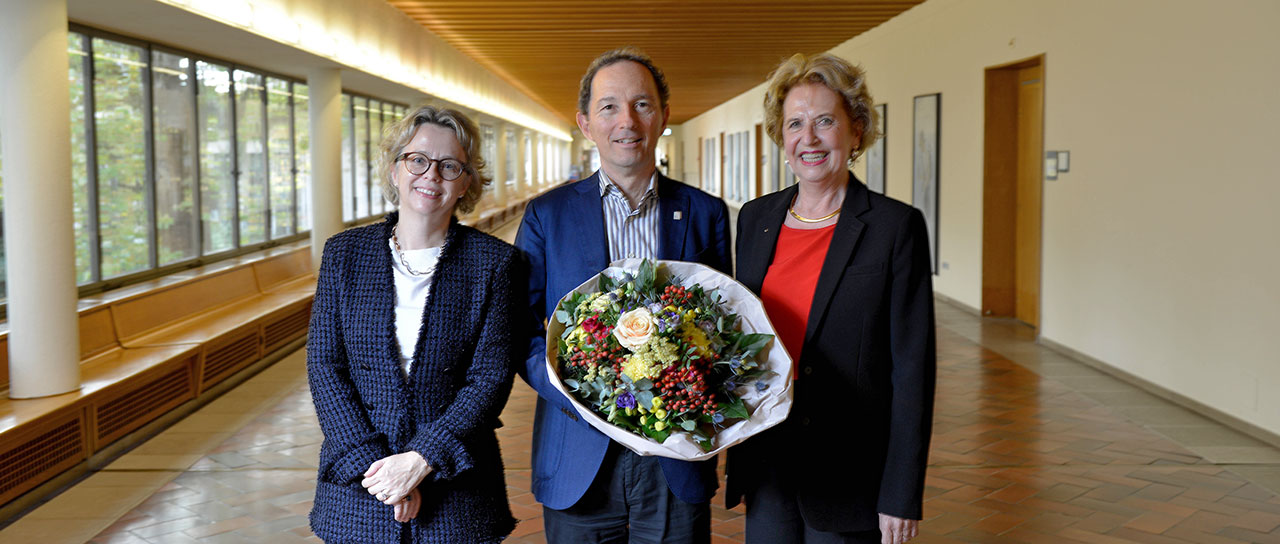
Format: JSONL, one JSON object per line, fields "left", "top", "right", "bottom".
{"left": 680, "top": 0, "right": 1280, "bottom": 436}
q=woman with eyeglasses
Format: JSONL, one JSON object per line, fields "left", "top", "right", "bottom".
{"left": 307, "top": 104, "right": 521, "bottom": 543}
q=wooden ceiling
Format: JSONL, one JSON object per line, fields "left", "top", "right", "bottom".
{"left": 386, "top": 1, "right": 924, "bottom": 125}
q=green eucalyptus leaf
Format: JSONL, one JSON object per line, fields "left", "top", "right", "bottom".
{"left": 635, "top": 390, "right": 655, "bottom": 409}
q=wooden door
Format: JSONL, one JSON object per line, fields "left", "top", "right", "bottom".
{"left": 1014, "top": 64, "right": 1043, "bottom": 327}
{"left": 982, "top": 55, "right": 1043, "bottom": 329}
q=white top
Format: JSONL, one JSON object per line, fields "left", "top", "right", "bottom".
{"left": 388, "top": 239, "right": 441, "bottom": 377}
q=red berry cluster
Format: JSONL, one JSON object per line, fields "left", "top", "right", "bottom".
{"left": 660, "top": 285, "right": 693, "bottom": 306}
{"left": 655, "top": 360, "right": 719, "bottom": 416}
{"left": 567, "top": 344, "right": 626, "bottom": 369}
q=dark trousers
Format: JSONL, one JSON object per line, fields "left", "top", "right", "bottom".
{"left": 543, "top": 443, "right": 710, "bottom": 544}
{"left": 744, "top": 460, "right": 881, "bottom": 544}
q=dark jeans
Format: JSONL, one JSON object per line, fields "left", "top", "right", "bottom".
{"left": 744, "top": 461, "right": 881, "bottom": 544}
{"left": 543, "top": 443, "right": 710, "bottom": 544}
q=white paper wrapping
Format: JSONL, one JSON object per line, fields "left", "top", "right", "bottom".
{"left": 545, "top": 259, "right": 794, "bottom": 461}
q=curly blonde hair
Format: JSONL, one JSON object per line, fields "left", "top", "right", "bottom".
{"left": 763, "top": 53, "right": 878, "bottom": 158}
{"left": 376, "top": 104, "right": 491, "bottom": 214}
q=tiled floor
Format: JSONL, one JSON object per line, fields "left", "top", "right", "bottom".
{"left": 2, "top": 217, "right": 1279, "bottom": 543}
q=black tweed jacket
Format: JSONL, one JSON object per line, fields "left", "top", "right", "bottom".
{"left": 307, "top": 212, "right": 520, "bottom": 543}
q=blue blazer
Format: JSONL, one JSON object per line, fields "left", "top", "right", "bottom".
{"left": 514, "top": 172, "right": 732, "bottom": 509}
{"left": 308, "top": 214, "right": 519, "bottom": 543}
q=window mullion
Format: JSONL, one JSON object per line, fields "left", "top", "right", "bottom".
{"left": 84, "top": 35, "right": 102, "bottom": 283}
{"left": 143, "top": 44, "right": 158, "bottom": 269}
{"left": 229, "top": 69, "right": 240, "bottom": 248}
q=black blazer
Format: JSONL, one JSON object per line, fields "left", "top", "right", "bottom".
{"left": 727, "top": 174, "right": 936, "bottom": 532}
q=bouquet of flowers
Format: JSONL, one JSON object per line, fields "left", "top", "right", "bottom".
{"left": 545, "top": 259, "right": 793, "bottom": 461}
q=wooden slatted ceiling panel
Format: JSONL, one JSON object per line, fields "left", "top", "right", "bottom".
{"left": 386, "top": 1, "right": 924, "bottom": 124}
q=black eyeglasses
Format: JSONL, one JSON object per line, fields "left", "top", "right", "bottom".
{"left": 396, "top": 152, "right": 469, "bottom": 181}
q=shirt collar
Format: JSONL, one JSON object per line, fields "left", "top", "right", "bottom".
{"left": 597, "top": 169, "right": 658, "bottom": 203}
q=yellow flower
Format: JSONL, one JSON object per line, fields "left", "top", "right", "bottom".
{"left": 653, "top": 408, "right": 667, "bottom": 420}
{"left": 625, "top": 407, "right": 635, "bottom": 416}
{"left": 621, "top": 354, "right": 660, "bottom": 382}
{"left": 640, "top": 415, "right": 650, "bottom": 425}
{"left": 651, "top": 397, "right": 663, "bottom": 409}
{"left": 680, "top": 322, "right": 711, "bottom": 356}
{"left": 589, "top": 294, "right": 612, "bottom": 313}
{"left": 654, "top": 421, "right": 667, "bottom": 431}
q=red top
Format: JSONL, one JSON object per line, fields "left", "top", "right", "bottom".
{"left": 759, "top": 224, "right": 836, "bottom": 379}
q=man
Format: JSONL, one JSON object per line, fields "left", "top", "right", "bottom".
{"left": 515, "top": 48, "right": 731, "bottom": 543}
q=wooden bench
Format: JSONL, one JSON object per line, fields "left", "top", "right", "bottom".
{"left": 0, "top": 244, "right": 315, "bottom": 509}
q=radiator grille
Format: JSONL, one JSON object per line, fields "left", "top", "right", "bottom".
{"left": 202, "top": 331, "right": 261, "bottom": 387}
{"left": 263, "top": 302, "right": 311, "bottom": 353}
{"left": 96, "top": 361, "right": 195, "bottom": 445}
{"left": 0, "top": 415, "right": 84, "bottom": 505}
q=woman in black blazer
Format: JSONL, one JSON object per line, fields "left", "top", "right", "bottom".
{"left": 307, "top": 105, "right": 519, "bottom": 543}
{"left": 726, "top": 53, "right": 937, "bottom": 544}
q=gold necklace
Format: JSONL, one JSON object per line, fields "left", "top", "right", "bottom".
{"left": 788, "top": 206, "right": 841, "bottom": 223}
{"left": 391, "top": 226, "right": 431, "bottom": 276}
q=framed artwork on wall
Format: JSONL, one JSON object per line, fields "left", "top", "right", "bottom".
{"left": 912, "top": 93, "right": 940, "bottom": 274}
{"left": 865, "top": 103, "right": 886, "bottom": 194}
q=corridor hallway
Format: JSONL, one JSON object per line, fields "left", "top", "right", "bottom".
{"left": 2, "top": 216, "right": 1279, "bottom": 543}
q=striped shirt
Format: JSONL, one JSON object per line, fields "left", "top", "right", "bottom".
{"left": 598, "top": 170, "right": 659, "bottom": 262}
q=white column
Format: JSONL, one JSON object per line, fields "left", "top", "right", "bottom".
{"left": 1, "top": 0, "right": 79, "bottom": 398}
{"left": 493, "top": 123, "right": 508, "bottom": 207}
{"left": 516, "top": 129, "right": 529, "bottom": 197}
{"left": 308, "top": 68, "right": 343, "bottom": 268}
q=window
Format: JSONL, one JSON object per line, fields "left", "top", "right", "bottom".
{"left": 294, "top": 84, "right": 311, "bottom": 231}
{"left": 267, "top": 78, "right": 293, "bottom": 239}
{"left": 69, "top": 33, "right": 92, "bottom": 283}
{"left": 93, "top": 36, "right": 149, "bottom": 279}
{"left": 353, "top": 97, "right": 370, "bottom": 219}
{"left": 504, "top": 128, "right": 516, "bottom": 192}
{"left": 153, "top": 50, "right": 198, "bottom": 265}
{"left": 340, "top": 94, "right": 354, "bottom": 222}
{"left": 481, "top": 124, "right": 496, "bottom": 181}
{"left": 337, "top": 94, "right": 407, "bottom": 222}
{"left": 198, "top": 60, "right": 235, "bottom": 255}
{"left": 524, "top": 133, "right": 533, "bottom": 185}
{"left": 59, "top": 26, "right": 404, "bottom": 299}
{"left": 702, "top": 138, "right": 716, "bottom": 193}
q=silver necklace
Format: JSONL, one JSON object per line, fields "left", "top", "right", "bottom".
{"left": 391, "top": 226, "right": 432, "bottom": 276}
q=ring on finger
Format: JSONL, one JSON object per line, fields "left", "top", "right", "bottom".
{"left": 377, "top": 493, "right": 388, "bottom": 501}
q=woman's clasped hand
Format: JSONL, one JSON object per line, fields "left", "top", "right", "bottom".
{"left": 361, "top": 451, "right": 433, "bottom": 506}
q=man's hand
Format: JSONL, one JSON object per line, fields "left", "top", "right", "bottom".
{"left": 362, "top": 451, "right": 432, "bottom": 505}
{"left": 879, "top": 513, "right": 918, "bottom": 544}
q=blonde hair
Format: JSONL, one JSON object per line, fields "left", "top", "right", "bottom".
{"left": 763, "top": 53, "right": 878, "bottom": 157}
{"left": 376, "top": 104, "right": 491, "bottom": 214}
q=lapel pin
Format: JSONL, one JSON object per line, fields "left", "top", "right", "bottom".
{"left": 673, "top": 211, "right": 682, "bottom": 220}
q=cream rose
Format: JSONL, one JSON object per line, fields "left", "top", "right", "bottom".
{"left": 613, "top": 308, "right": 655, "bottom": 350}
